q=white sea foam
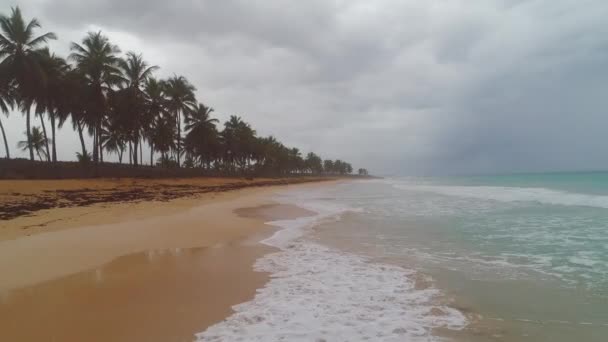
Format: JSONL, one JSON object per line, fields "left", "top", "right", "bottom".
{"left": 389, "top": 181, "right": 608, "bottom": 209}
{"left": 195, "top": 189, "right": 468, "bottom": 341}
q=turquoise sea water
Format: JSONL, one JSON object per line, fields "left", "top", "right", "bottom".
{"left": 305, "top": 173, "right": 608, "bottom": 341}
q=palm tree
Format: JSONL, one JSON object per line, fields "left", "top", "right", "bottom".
{"left": 116, "top": 52, "right": 158, "bottom": 166}
{"left": 143, "top": 77, "right": 167, "bottom": 166}
{"left": 118, "top": 52, "right": 158, "bottom": 90}
{"left": 222, "top": 115, "right": 256, "bottom": 172}
{"left": 305, "top": 152, "right": 323, "bottom": 174}
{"left": 163, "top": 75, "right": 195, "bottom": 167}
{"left": 17, "top": 126, "right": 48, "bottom": 161}
{"left": 69, "top": 31, "right": 121, "bottom": 163}
{"left": 150, "top": 114, "right": 176, "bottom": 162}
{"left": 184, "top": 103, "right": 218, "bottom": 166}
{"left": 34, "top": 48, "right": 69, "bottom": 162}
{"left": 101, "top": 122, "right": 126, "bottom": 163}
{"left": 0, "top": 6, "right": 56, "bottom": 161}
{"left": 0, "top": 77, "right": 13, "bottom": 158}
{"left": 59, "top": 69, "right": 89, "bottom": 158}
{"left": 185, "top": 103, "right": 217, "bottom": 133}
{"left": 288, "top": 148, "right": 303, "bottom": 174}
{"left": 323, "top": 159, "right": 334, "bottom": 174}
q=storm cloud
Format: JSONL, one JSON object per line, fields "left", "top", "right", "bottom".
{"left": 4, "top": 0, "right": 608, "bottom": 174}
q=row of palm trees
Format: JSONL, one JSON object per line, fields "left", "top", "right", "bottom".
{"left": 0, "top": 7, "right": 361, "bottom": 176}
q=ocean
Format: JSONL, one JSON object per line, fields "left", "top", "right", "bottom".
{"left": 198, "top": 173, "right": 608, "bottom": 341}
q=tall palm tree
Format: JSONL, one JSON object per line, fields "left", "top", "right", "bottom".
{"left": 163, "top": 75, "right": 195, "bottom": 167}
{"left": 143, "top": 77, "right": 167, "bottom": 166}
{"left": 17, "top": 126, "right": 47, "bottom": 161}
{"left": 58, "top": 69, "right": 89, "bottom": 158}
{"left": 222, "top": 115, "right": 256, "bottom": 172}
{"left": 0, "top": 6, "right": 56, "bottom": 160}
{"left": 117, "top": 52, "right": 158, "bottom": 166}
{"left": 150, "top": 114, "right": 176, "bottom": 162}
{"left": 34, "top": 48, "right": 69, "bottom": 162}
{"left": 0, "top": 77, "right": 13, "bottom": 158}
{"left": 184, "top": 103, "right": 219, "bottom": 166}
{"left": 69, "top": 31, "right": 121, "bottom": 163}
{"left": 222, "top": 115, "right": 243, "bottom": 171}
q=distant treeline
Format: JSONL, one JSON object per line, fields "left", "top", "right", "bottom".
{"left": 0, "top": 7, "right": 370, "bottom": 177}
{"left": 0, "top": 158, "right": 376, "bottom": 180}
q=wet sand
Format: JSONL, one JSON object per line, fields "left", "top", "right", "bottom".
{"left": 0, "top": 180, "right": 325, "bottom": 342}
{"left": 0, "top": 246, "right": 272, "bottom": 342}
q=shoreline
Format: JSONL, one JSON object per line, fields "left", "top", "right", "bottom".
{"left": 0, "top": 179, "right": 330, "bottom": 341}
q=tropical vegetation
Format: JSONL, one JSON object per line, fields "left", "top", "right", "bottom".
{"left": 0, "top": 7, "right": 364, "bottom": 176}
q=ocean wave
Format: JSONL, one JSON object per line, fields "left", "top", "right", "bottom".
{"left": 389, "top": 181, "right": 608, "bottom": 209}
{"left": 196, "top": 190, "right": 467, "bottom": 341}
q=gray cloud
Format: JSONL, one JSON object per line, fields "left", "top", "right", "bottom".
{"left": 4, "top": 0, "right": 608, "bottom": 175}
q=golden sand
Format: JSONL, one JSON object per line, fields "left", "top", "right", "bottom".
{"left": 0, "top": 178, "right": 327, "bottom": 342}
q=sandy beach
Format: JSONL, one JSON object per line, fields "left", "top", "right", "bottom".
{"left": 0, "top": 177, "right": 321, "bottom": 342}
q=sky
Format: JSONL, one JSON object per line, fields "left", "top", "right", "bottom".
{"left": 2, "top": 0, "right": 608, "bottom": 175}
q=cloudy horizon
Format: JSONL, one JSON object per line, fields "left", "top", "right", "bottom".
{"left": 3, "top": 0, "right": 608, "bottom": 175}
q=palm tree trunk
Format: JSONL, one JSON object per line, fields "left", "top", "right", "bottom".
{"left": 39, "top": 114, "right": 51, "bottom": 162}
{"left": 140, "top": 138, "right": 143, "bottom": 166}
{"left": 92, "top": 126, "right": 98, "bottom": 162}
{"left": 129, "top": 141, "right": 132, "bottom": 165}
{"left": 76, "top": 120, "right": 87, "bottom": 157}
{"left": 133, "top": 139, "right": 138, "bottom": 166}
{"left": 36, "top": 149, "right": 43, "bottom": 162}
{"left": 150, "top": 142, "right": 154, "bottom": 167}
{"left": 0, "top": 116, "right": 9, "bottom": 159}
{"left": 50, "top": 113, "right": 57, "bottom": 162}
{"left": 98, "top": 129, "right": 104, "bottom": 163}
{"left": 92, "top": 124, "right": 98, "bottom": 163}
{"left": 118, "top": 148, "right": 123, "bottom": 164}
{"left": 176, "top": 110, "right": 181, "bottom": 167}
{"left": 26, "top": 106, "right": 34, "bottom": 161}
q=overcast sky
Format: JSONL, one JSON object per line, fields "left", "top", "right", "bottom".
{"left": 3, "top": 0, "right": 608, "bottom": 175}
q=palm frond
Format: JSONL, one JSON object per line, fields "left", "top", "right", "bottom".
{"left": 27, "top": 31, "right": 57, "bottom": 47}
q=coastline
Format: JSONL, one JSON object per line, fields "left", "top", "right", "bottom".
{"left": 0, "top": 178, "right": 331, "bottom": 341}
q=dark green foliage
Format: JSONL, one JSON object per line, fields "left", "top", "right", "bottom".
{"left": 76, "top": 151, "right": 92, "bottom": 164}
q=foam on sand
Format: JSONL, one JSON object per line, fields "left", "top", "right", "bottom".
{"left": 196, "top": 192, "right": 467, "bottom": 341}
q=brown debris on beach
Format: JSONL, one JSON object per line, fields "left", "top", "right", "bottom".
{"left": 0, "top": 177, "right": 331, "bottom": 221}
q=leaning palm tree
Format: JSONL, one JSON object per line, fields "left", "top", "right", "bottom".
{"left": 17, "top": 126, "right": 48, "bottom": 161}
{"left": 0, "top": 78, "right": 13, "bottom": 158}
{"left": 69, "top": 31, "right": 121, "bottom": 163}
{"left": 163, "top": 75, "right": 195, "bottom": 167}
{"left": 0, "top": 6, "right": 56, "bottom": 161}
